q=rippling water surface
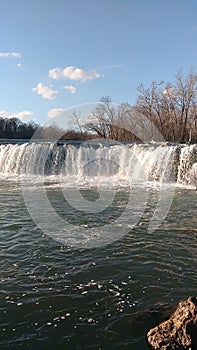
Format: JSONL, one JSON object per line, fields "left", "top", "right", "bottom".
{"left": 0, "top": 180, "right": 196, "bottom": 349}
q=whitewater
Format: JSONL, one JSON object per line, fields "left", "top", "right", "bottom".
{"left": 0, "top": 140, "right": 196, "bottom": 349}
{"left": 0, "top": 141, "right": 196, "bottom": 188}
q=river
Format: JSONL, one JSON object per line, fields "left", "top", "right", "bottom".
{"left": 0, "top": 141, "right": 196, "bottom": 349}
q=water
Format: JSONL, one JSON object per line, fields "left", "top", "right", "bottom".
{"left": 0, "top": 142, "right": 197, "bottom": 349}
{"left": 0, "top": 142, "right": 196, "bottom": 185}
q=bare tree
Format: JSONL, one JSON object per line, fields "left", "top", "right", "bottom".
{"left": 136, "top": 69, "right": 197, "bottom": 142}
{"left": 174, "top": 69, "right": 197, "bottom": 141}
{"left": 85, "top": 96, "right": 116, "bottom": 139}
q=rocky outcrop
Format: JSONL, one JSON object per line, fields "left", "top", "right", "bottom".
{"left": 147, "top": 297, "right": 197, "bottom": 350}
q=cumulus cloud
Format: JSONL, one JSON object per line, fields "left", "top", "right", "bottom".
{"left": 162, "top": 87, "right": 177, "bottom": 97}
{"left": 0, "top": 110, "right": 34, "bottom": 121}
{"left": 49, "top": 66, "right": 103, "bottom": 82}
{"left": 32, "top": 82, "right": 58, "bottom": 99}
{"left": 0, "top": 52, "right": 22, "bottom": 59}
{"left": 63, "top": 85, "right": 77, "bottom": 94}
{"left": 47, "top": 108, "right": 67, "bottom": 119}
{"left": 17, "top": 111, "right": 34, "bottom": 120}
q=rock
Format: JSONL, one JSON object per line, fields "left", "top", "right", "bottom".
{"left": 147, "top": 297, "right": 197, "bottom": 350}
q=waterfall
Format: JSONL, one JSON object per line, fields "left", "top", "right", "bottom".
{"left": 177, "top": 144, "right": 197, "bottom": 185}
{"left": 0, "top": 141, "right": 196, "bottom": 186}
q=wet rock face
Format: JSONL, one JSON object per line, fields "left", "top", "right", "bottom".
{"left": 147, "top": 297, "right": 197, "bottom": 350}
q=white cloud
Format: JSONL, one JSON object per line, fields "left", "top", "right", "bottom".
{"left": 49, "top": 66, "right": 103, "bottom": 82}
{"left": 103, "top": 64, "right": 125, "bottom": 69}
{"left": 0, "top": 52, "right": 22, "bottom": 59}
{"left": 16, "top": 63, "right": 22, "bottom": 68}
{"left": 47, "top": 108, "right": 67, "bottom": 119}
{"left": 63, "top": 85, "right": 77, "bottom": 94}
{"left": 163, "top": 87, "right": 177, "bottom": 97}
{"left": 32, "top": 82, "right": 58, "bottom": 100}
{"left": 0, "top": 110, "right": 34, "bottom": 121}
{"left": 17, "top": 111, "right": 34, "bottom": 121}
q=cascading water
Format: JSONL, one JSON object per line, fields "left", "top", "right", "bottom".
{"left": 0, "top": 141, "right": 197, "bottom": 350}
{"left": 0, "top": 141, "right": 196, "bottom": 187}
{"left": 177, "top": 144, "right": 197, "bottom": 185}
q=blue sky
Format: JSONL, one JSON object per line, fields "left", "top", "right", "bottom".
{"left": 0, "top": 0, "right": 197, "bottom": 125}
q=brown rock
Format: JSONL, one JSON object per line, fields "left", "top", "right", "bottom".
{"left": 147, "top": 297, "right": 197, "bottom": 350}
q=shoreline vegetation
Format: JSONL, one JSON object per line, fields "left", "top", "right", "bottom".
{"left": 0, "top": 69, "right": 197, "bottom": 143}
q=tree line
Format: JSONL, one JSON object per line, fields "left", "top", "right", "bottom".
{"left": 83, "top": 69, "right": 197, "bottom": 143}
{"left": 1, "top": 69, "right": 197, "bottom": 143}
{"left": 0, "top": 117, "right": 39, "bottom": 139}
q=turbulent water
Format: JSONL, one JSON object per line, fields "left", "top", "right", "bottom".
{"left": 0, "top": 141, "right": 196, "bottom": 349}
{"left": 0, "top": 142, "right": 197, "bottom": 186}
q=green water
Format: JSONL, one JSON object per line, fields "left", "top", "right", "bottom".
{"left": 0, "top": 181, "right": 196, "bottom": 349}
